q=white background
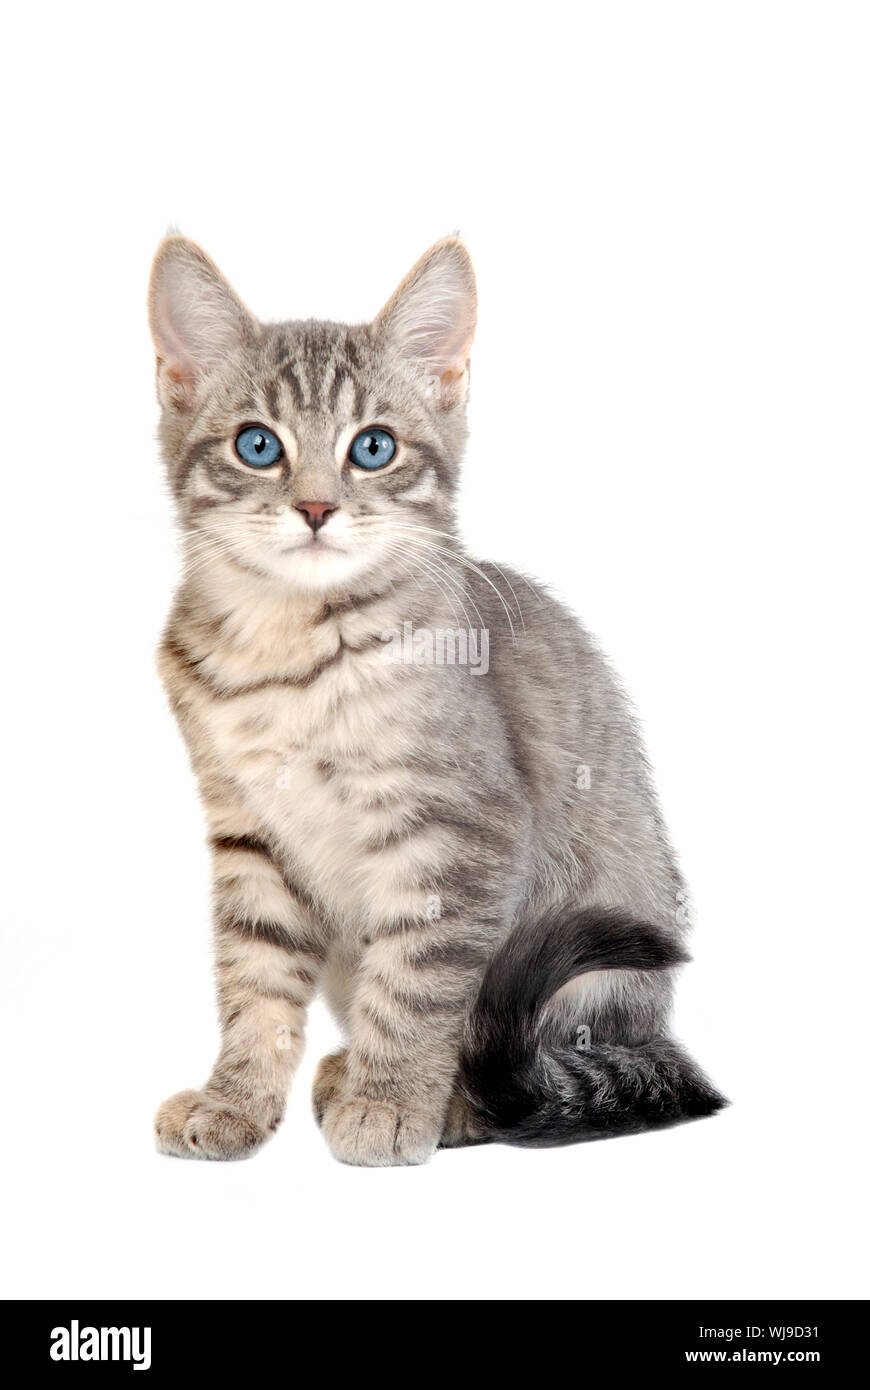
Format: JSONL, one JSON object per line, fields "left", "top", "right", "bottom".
{"left": 2, "top": 2, "right": 867, "bottom": 1301}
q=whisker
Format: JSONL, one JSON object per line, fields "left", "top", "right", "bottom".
{"left": 356, "top": 522, "right": 521, "bottom": 637}
{"left": 375, "top": 540, "right": 476, "bottom": 631}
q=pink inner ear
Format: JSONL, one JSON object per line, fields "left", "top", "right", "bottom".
{"left": 401, "top": 283, "right": 474, "bottom": 374}
{"left": 441, "top": 360, "right": 469, "bottom": 384}
{"left": 149, "top": 236, "right": 255, "bottom": 411}
{"left": 152, "top": 280, "right": 197, "bottom": 379}
{"left": 157, "top": 352, "right": 199, "bottom": 409}
{"left": 165, "top": 358, "right": 193, "bottom": 387}
{"left": 376, "top": 240, "right": 477, "bottom": 381}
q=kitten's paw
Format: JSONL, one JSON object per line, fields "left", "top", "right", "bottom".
{"left": 321, "top": 1094, "right": 439, "bottom": 1167}
{"left": 439, "top": 1087, "right": 489, "bottom": 1149}
{"left": 312, "top": 1049, "right": 348, "bottom": 1125}
{"left": 154, "top": 1088, "right": 269, "bottom": 1161}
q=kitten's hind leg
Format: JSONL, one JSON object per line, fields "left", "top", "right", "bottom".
{"left": 312, "top": 1048, "right": 348, "bottom": 1126}
{"left": 438, "top": 1086, "right": 490, "bottom": 1149}
{"left": 155, "top": 828, "right": 325, "bottom": 1160}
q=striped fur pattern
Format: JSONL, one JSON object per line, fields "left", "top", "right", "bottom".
{"left": 148, "top": 236, "right": 724, "bottom": 1165}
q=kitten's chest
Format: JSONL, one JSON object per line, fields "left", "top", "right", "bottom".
{"left": 201, "top": 630, "right": 427, "bottom": 922}
{"left": 213, "top": 657, "right": 409, "bottom": 815}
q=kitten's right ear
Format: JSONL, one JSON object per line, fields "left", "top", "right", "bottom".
{"left": 148, "top": 236, "right": 256, "bottom": 410}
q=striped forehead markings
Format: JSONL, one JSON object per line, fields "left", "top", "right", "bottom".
{"left": 279, "top": 360, "right": 307, "bottom": 411}
{"left": 266, "top": 358, "right": 368, "bottom": 422}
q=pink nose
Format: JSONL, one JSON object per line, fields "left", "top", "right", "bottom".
{"left": 295, "top": 501, "right": 337, "bottom": 533}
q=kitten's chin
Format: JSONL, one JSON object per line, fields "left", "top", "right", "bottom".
{"left": 257, "top": 541, "right": 381, "bottom": 594}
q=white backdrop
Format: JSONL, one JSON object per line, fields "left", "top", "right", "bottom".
{"left": 2, "top": 1, "right": 867, "bottom": 1301}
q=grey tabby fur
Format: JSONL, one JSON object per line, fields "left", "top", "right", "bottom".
{"left": 148, "top": 235, "right": 724, "bottom": 1166}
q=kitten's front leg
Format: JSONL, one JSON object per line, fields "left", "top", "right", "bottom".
{"left": 155, "top": 825, "right": 325, "bottom": 1160}
{"left": 318, "top": 923, "right": 486, "bottom": 1167}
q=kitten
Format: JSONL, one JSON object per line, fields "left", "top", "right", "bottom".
{"left": 148, "top": 235, "right": 724, "bottom": 1166}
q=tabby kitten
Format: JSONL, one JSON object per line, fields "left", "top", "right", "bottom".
{"left": 149, "top": 235, "right": 724, "bottom": 1166}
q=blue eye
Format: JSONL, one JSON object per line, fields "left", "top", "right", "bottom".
{"left": 235, "top": 425, "right": 283, "bottom": 468}
{"left": 349, "top": 427, "right": 396, "bottom": 470}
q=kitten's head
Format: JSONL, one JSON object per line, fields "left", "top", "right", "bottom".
{"left": 148, "top": 236, "right": 476, "bottom": 595}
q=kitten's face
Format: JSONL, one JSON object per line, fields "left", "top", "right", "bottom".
{"left": 149, "top": 239, "right": 477, "bottom": 595}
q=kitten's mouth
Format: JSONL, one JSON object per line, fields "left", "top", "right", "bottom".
{"left": 278, "top": 536, "right": 344, "bottom": 556}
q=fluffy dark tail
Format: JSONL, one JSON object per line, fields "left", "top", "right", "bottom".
{"left": 456, "top": 907, "right": 726, "bottom": 1146}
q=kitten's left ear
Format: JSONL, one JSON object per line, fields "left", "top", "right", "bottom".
{"left": 148, "top": 236, "right": 257, "bottom": 410}
{"left": 373, "top": 238, "right": 477, "bottom": 409}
